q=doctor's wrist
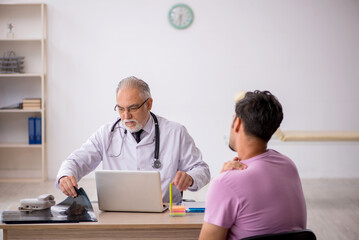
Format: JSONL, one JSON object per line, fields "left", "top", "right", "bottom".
{"left": 58, "top": 176, "right": 67, "bottom": 184}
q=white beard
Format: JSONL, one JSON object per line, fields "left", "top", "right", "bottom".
{"left": 123, "top": 119, "right": 143, "bottom": 133}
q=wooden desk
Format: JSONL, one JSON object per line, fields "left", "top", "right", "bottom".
{"left": 1, "top": 204, "right": 204, "bottom": 240}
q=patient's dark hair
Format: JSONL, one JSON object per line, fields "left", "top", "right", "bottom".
{"left": 235, "top": 90, "right": 283, "bottom": 142}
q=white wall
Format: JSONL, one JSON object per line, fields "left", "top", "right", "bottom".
{"left": 3, "top": 0, "right": 358, "bottom": 179}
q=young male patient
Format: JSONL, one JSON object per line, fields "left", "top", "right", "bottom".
{"left": 199, "top": 90, "right": 307, "bottom": 240}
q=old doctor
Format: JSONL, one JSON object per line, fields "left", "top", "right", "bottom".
{"left": 56, "top": 76, "right": 210, "bottom": 203}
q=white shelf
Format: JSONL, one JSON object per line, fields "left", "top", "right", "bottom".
{"left": 0, "top": 73, "right": 42, "bottom": 77}
{"left": 0, "top": 38, "right": 43, "bottom": 42}
{"left": 0, "top": 109, "right": 42, "bottom": 113}
{"left": 0, "top": 3, "right": 47, "bottom": 182}
{"left": 0, "top": 143, "right": 42, "bottom": 148}
{"left": 0, "top": 3, "right": 44, "bottom": 6}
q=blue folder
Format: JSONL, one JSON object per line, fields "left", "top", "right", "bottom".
{"left": 28, "top": 117, "right": 35, "bottom": 144}
{"left": 35, "top": 117, "right": 41, "bottom": 144}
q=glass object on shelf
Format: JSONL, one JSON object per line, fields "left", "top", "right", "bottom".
{"left": 6, "top": 23, "right": 14, "bottom": 39}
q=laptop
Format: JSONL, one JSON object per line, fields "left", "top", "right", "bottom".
{"left": 95, "top": 170, "right": 168, "bottom": 212}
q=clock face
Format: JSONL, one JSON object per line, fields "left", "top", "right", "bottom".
{"left": 168, "top": 4, "right": 194, "bottom": 29}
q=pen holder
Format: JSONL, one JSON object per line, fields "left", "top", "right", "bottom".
{"left": 169, "top": 205, "right": 186, "bottom": 217}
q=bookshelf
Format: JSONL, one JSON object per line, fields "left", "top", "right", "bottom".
{"left": 0, "top": 3, "right": 47, "bottom": 182}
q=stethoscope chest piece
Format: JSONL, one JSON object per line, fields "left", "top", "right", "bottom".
{"left": 152, "top": 159, "right": 161, "bottom": 169}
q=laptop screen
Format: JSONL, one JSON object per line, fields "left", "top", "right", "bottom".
{"left": 95, "top": 170, "right": 167, "bottom": 212}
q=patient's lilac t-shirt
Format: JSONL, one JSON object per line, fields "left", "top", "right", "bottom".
{"left": 204, "top": 149, "right": 306, "bottom": 240}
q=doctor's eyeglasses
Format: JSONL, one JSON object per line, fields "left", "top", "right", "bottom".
{"left": 114, "top": 98, "right": 149, "bottom": 113}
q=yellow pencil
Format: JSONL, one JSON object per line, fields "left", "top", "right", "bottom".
{"left": 169, "top": 183, "right": 172, "bottom": 213}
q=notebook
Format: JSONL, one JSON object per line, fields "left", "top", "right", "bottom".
{"left": 95, "top": 170, "right": 168, "bottom": 212}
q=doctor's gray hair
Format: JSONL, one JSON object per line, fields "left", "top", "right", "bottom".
{"left": 116, "top": 76, "right": 152, "bottom": 100}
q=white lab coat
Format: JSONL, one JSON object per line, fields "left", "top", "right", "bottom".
{"left": 56, "top": 114, "right": 210, "bottom": 203}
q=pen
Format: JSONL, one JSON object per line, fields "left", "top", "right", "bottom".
{"left": 186, "top": 208, "right": 205, "bottom": 213}
{"left": 169, "top": 183, "right": 172, "bottom": 213}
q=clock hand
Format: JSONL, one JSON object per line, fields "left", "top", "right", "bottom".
{"left": 179, "top": 14, "right": 182, "bottom": 25}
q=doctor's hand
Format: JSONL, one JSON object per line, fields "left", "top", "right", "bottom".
{"left": 58, "top": 176, "right": 78, "bottom": 198}
{"left": 172, "top": 171, "right": 194, "bottom": 191}
{"left": 220, "top": 157, "right": 247, "bottom": 173}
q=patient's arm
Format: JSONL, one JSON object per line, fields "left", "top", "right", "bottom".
{"left": 199, "top": 222, "right": 228, "bottom": 240}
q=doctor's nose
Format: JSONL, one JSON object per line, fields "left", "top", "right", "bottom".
{"left": 123, "top": 110, "right": 132, "bottom": 119}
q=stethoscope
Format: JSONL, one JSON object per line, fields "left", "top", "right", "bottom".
{"left": 109, "top": 112, "right": 161, "bottom": 169}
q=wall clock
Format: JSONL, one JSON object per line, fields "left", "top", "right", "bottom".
{"left": 168, "top": 4, "right": 194, "bottom": 29}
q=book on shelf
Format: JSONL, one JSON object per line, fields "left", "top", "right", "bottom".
{"left": 23, "top": 104, "right": 41, "bottom": 110}
{"left": 23, "top": 98, "right": 41, "bottom": 103}
{"left": 23, "top": 98, "right": 41, "bottom": 110}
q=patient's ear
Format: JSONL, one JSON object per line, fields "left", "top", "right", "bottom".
{"left": 234, "top": 117, "right": 241, "bottom": 133}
